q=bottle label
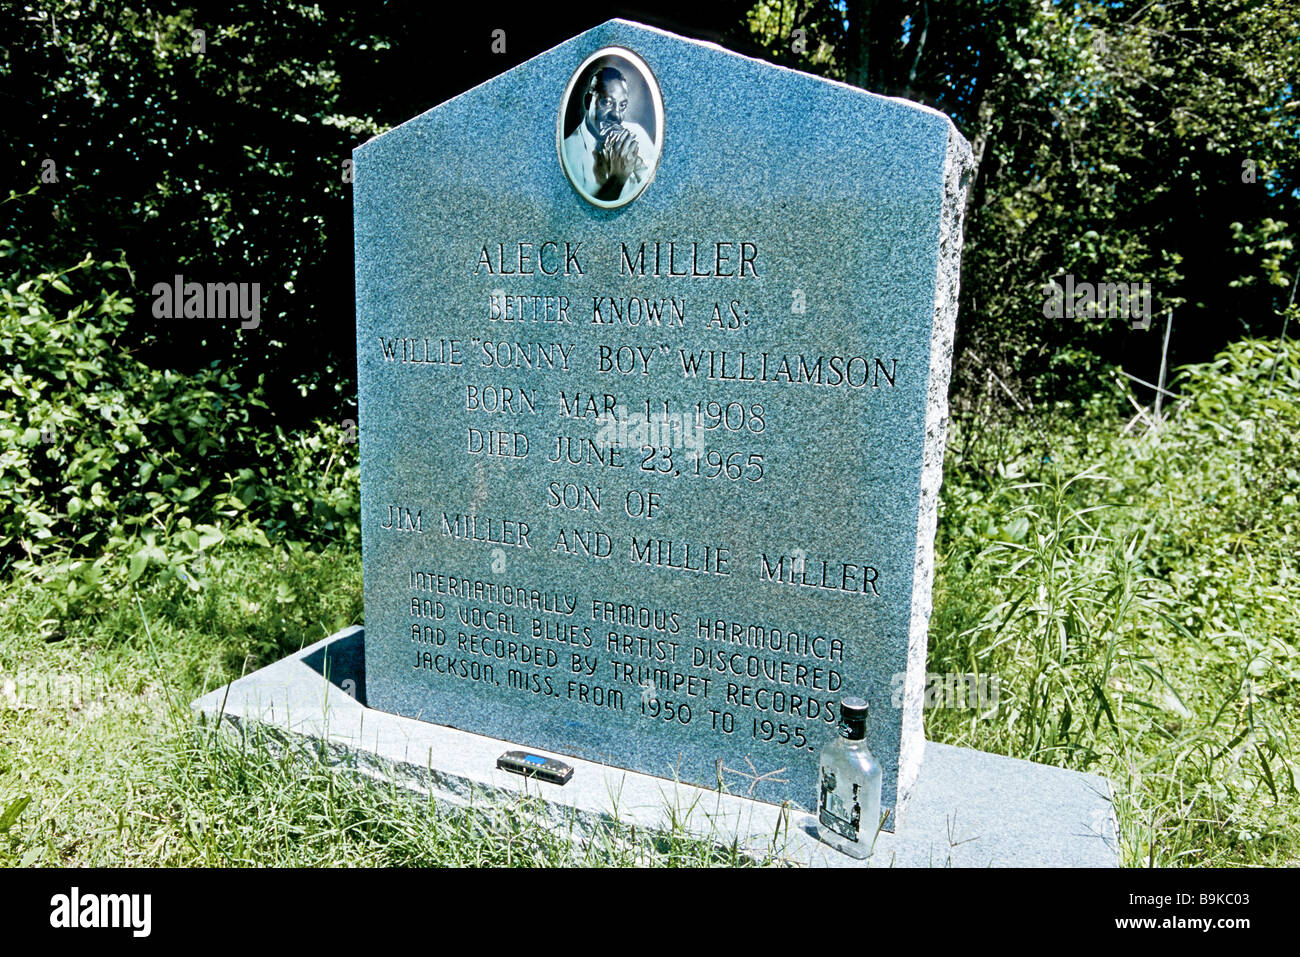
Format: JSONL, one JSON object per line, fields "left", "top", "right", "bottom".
{"left": 818, "top": 768, "right": 862, "bottom": 842}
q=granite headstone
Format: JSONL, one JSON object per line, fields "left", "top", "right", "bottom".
{"left": 352, "top": 19, "right": 972, "bottom": 827}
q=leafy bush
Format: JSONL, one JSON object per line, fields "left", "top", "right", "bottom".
{"left": 0, "top": 250, "right": 358, "bottom": 615}
{"left": 931, "top": 335, "right": 1300, "bottom": 864}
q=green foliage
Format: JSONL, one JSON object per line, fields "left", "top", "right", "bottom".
{"left": 0, "top": 543, "right": 763, "bottom": 867}
{"left": 745, "top": 0, "right": 842, "bottom": 73}
{"left": 0, "top": 1, "right": 758, "bottom": 432}
{"left": 2, "top": 325, "right": 1297, "bottom": 865}
{"left": 930, "top": 335, "right": 1300, "bottom": 865}
{"left": 0, "top": 0, "right": 385, "bottom": 423}
{"left": 156, "top": 720, "right": 766, "bottom": 867}
{"left": 742, "top": 0, "right": 1300, "bottom": 407}
{"left": 1, "top": 0, "right": 1296, "bottom": 869}
{"left": 0, "top": 251, "right": 358, "bottom": 614}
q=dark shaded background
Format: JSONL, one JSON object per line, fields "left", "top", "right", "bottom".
{"left": 3, "top": 0, "right": 1296, "bottom": 436}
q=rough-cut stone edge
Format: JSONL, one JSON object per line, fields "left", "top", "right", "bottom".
{"left": 352, "top": 15, "right": 972, "bottom": 830}
{"left": 898, "top": 122, "right": 975, "bottom": 825}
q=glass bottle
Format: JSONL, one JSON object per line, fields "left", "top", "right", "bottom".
{"left": 816, "top": 697, "right": 882, "bottom": 859}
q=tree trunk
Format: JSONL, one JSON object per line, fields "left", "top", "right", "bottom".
{"left": 964, "top": 89, "right": 996, "bottom": 225}
{"left": 843, "top": 0, "right": 874, "bottom": 90}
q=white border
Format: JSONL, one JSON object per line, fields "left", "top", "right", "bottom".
{"left": 556, "top": 45, "right": 665, "bottom": 209}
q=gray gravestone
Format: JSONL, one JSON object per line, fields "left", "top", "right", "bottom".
{"left": 352, "top": 19, "right": 971, "bottom": 828}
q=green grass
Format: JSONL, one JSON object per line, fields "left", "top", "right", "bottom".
{"left": 0, "top": 541, "right": 355, "bottom": 866}
{"left": 158, "top": 718, "right": 767, "bottom": 867}
{"left": 0, "top": 543, "right": 768, "bottom": 866}
{"left": 928, "top": 337, "right": 1300, "bottom": 866}
{"left": 2, "top": 336, "right": 1297, "bottom": 867}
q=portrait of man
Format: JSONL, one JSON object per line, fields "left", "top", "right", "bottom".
{"left": 558, "top": 49, "right": 663, "bottom": 208}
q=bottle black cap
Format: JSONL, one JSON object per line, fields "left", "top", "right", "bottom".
{"left": 838, "top": 697, "right": 868, "bottom": 739}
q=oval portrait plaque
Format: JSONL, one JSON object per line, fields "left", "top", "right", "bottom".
{"left": 557, "top": 47, "right": 664, "bottom": 209}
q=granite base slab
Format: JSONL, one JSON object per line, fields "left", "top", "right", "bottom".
{"left": 191, "top": 627, "right": 1120, "bottom": 867}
